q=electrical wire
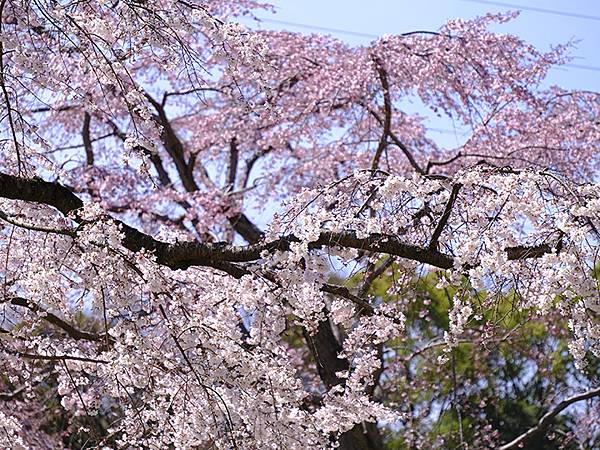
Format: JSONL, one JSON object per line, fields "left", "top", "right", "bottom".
{"left": 460, "top": 0, "right": 600, "bottom": 21}
{"left": 256, "top": 18, "right": 600, "bottom": 72}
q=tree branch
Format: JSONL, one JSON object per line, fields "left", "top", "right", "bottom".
{"left": 226, "top": 213, "right": 264, "bottom": 244}
{"left": 367, "top": 106, "right": 425, "bottom": 175}
{"left": 82, "top": 111, "right": 94, "bottom": 166}
{"left": 15, "top": 352, "right": 108, "bottom": 364}
{"left": 429, "top": 183, "right": 461, "bottom": 250}
{"left": 0, "top": 172, "right": 560, "bottom": 278}
{"left": 110, "top": 120, "right": 173, "bottom": 187}
{"left": 0, "top": 386, "right": 24, "bottom": 401}
{"left": 0, "top": 209, "right": 76, "bottom": 237}
{"left": 6, "top": 296, "right": 111, "bottom": 343}
{"left": 226, "top": 137, "right": 239, "bottom": 191}
{"left": 145, "top": 93, "right": 199, "bottom": 192}
{"left": 371, "top": 60, "right": 391, "bottom": 172}
{"left": 425, "top": 151, "right": 462, "bottom": 174}
{"left": 499, "top": 387, "right": 600, "bottom": 450}
{"left": 321, "top": 283, "right": 374, "bottom": 315}
{"left": 241, "top": 146, "right": 273, "bottom": 189}
{"left": 131, "top": 99, "right": 263, "bottom": 244}
{"left": 358, "top": 256, "right": 394, "bottom": 297}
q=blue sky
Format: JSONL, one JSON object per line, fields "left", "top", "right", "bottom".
{"left": 240, "top": 0, "right": 600, "bottom": 92}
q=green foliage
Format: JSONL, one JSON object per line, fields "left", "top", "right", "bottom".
{"left": 355, "top": 260, "right": 595, "bottom": 449}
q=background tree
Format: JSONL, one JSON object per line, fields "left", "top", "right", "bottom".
{"left": 361, "top": 269, "right": 600, "bottom": 449}
{"left": 0, "top": 1, "right": 598, "bottom": 449}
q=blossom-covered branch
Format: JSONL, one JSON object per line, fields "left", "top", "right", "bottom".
{"left": 0, "top": 171, "right": 572, "bottom": 279}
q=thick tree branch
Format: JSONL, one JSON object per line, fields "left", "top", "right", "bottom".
{"left": 226, "top": 137, "right": 239, "bottom": 191}
{"left": 302, "top": 313, "right": 384, "bottom": 450}
{"left": 82, "top": 111, "right": 95, "bottom": 166}
{"left": 499, "top": 387, "right": 600, "bottom": 450}
{"left": 145, "top": 94, "right": 199, "bottom": 192}
{"left": 226, "top": 213, "right": 264, "bottom": 244}
{"left": 0, "top": 173, "right": 560, "bottom": 277}
{"left": 0, "top": 173, "right": 84, "bottom": 215}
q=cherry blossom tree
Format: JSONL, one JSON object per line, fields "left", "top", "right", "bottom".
{"left": 0, "top": 0, "right": 599, "bottom": 448}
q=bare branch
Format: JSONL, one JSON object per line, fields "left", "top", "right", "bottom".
{"left": 426, "top": 151, "right": 462, "bottom": 174}
{"left": 367, "top": 106, "right": 425, "bottom": 175}
{"left": 241, "top": 146, "right": 273, "bottom": 189}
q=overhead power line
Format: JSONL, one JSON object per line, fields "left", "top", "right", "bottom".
{"left": 460, "top": 0, "right": 600, "bottom": 21}
{"left": 256, "top": 18, "right": 600, "bottom": 72}
{"left": 564, "top": 63, "right": 600, "bottom": 72}
{"left": 260, "top": 18, "right": 377, "bottom": 39}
